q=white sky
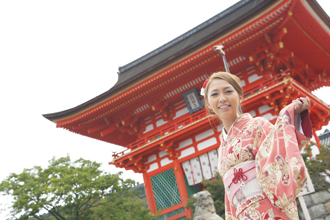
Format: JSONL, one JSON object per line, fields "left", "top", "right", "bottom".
{"left": 0, "top": 0, "right": 330, "bottom": 218}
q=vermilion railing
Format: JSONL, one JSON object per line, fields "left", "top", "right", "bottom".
{"left": 112, "top": 108, "right": 208, "bottom": 159}
{"left": 243, "top": 71, "right": 289, "bottom": 99}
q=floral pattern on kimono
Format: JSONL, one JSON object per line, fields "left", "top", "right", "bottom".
{"left": 218, "top": 103, "right": 311, "bottom": 220}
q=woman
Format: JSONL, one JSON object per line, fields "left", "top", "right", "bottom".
{"left": 202, "top": 72, "right": 312, "bottom": 220}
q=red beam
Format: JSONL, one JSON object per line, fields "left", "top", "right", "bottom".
{"left": 100, "top": 127, "right": 116, "bottom": 137}
{"left": 87, "top": 124, "right": 107, "bottom": 134}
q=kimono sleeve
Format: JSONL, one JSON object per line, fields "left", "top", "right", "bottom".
{"left": 254, "top": 103, "right": 309, "bottom": 218}
{"left": 294, "top": 110, "right": 313, "bottom": 149}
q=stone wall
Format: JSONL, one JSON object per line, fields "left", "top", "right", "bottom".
{"left": 299, "top": 191, "right": 330, "bottom": 220}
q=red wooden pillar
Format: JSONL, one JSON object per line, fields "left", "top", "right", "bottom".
{"left": 173, "top": 159, "right": 192, "bottom": 218}
{"left": 143, "top": 172, "right": 156, "bottom": 213}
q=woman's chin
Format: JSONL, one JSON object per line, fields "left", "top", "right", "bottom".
{"left": 218, "top": 111, "right": 237, "bottom": 120}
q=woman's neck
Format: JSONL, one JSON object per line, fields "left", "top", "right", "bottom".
{"left": 222, "top": 114, "right": 240, "bottom": 134}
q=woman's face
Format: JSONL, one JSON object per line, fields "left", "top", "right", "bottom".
{"left": 206, "top": 79, "right": 241, "bottom": 121}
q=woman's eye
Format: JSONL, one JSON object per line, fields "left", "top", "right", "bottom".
{"left": 226, "top": 90, "right": 233, "bottom": 94}
{"left": 211, "top": 93, "right": 217, "bottom": 96}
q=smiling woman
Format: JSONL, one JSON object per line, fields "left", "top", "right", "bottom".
{"left": 201, "top": 71, "right": 313, "bottom": 219}
{"left": 204, "top": 72, "right": 243, "bottom": 133}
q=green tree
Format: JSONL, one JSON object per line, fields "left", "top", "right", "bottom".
{"left": 185, "top": 172, "right": 226, "bottom": 219}
{"left": 91, "top": 195, "right": 151, "bottom": 220}
{"left": 302, "top": 143, "right": 330, "bottom": 192}
{"left": 0, "top": 156, "right": 154, "bottom": 220}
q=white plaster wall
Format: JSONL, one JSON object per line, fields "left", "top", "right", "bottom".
{"left": 160, "top": 158, "right": 172, "bottom": 166}
{"left": 177, "top": 138, "right": 193, "bottom": 150}
{"left": 179, "top": 147, "right": 195, "bottom": 159}
{"left": 259, "top": 104, "right": 273, "bottom": 114}
{"left": 159, "top": 150, "right": 168, "bottom": 158}
{"left": 197, "top": 137, "right": 217, "bottom": 151}
{"left": 248, "top": 74, "right": 263, "bottom": 83}
{"left": 143, "top": 124, "right": 154, "bottom": 134}
{"left": 147, "top": 162, "right": 159, "bottom": 173}
{"left": 156, "top": 119, "right": 167, "bottom": 127}
{"left": 146, "top": 154, "right": 156, "bottom": 164}
{"left": 248, "top": 110, "right": 256, "bottom": 117}
{"left": 195, "top": 129, "right": 214, "bottom": 142}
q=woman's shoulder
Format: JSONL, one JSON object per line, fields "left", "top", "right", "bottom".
{"left": 250, "top": 115, "right": 273, "bottom": 126}
{"left": 239, "top": 113, "right": 268, "bottom": 122}
{"left": 236, "top": 114, "right": 264, "bottom": 128}
{"left": 251, "top": 116, "right": 275, "bottom": 131}
{"left": 236, "top": 113, "right": 272, "bottom": 130}
{"left": 252, "top": 116, "right": 268, "bottom": 122}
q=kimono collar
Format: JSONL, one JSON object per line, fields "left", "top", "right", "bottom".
{"left": 222, "top": 113, "right": 250, "bottom": 141}
{"left": 222, "top": 113, "right": 240, "bottom": 141}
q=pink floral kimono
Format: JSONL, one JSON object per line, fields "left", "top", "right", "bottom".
{"left": 218, "top": 103, "right": 312, "bottom": 220}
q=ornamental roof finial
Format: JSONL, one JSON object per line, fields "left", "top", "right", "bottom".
{"left": 214, "top": 44, "right": 230, "bottom": 73}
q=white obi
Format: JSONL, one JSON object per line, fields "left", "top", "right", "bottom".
{"left": 223, "top": 160, "right": 264, "bottom": 207}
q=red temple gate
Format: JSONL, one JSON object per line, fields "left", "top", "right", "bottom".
{"left": 44, "top": 0, "right": 330, "bottom": 219}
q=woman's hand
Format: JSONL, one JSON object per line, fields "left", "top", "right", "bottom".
{"left": 292, "top": 96, "right": 311, "bottom": 114}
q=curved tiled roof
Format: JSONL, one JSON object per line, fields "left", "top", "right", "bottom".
{"left": 43, "top": 0, "right": 330, "bottom": 122}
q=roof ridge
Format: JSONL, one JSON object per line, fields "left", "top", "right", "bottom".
{"left": 117, "top": 0, "right": 252, "bottom": 75}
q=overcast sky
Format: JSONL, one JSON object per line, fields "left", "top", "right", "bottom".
{"left": 1, "top": 0, "right": 330, "bottom": 218}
